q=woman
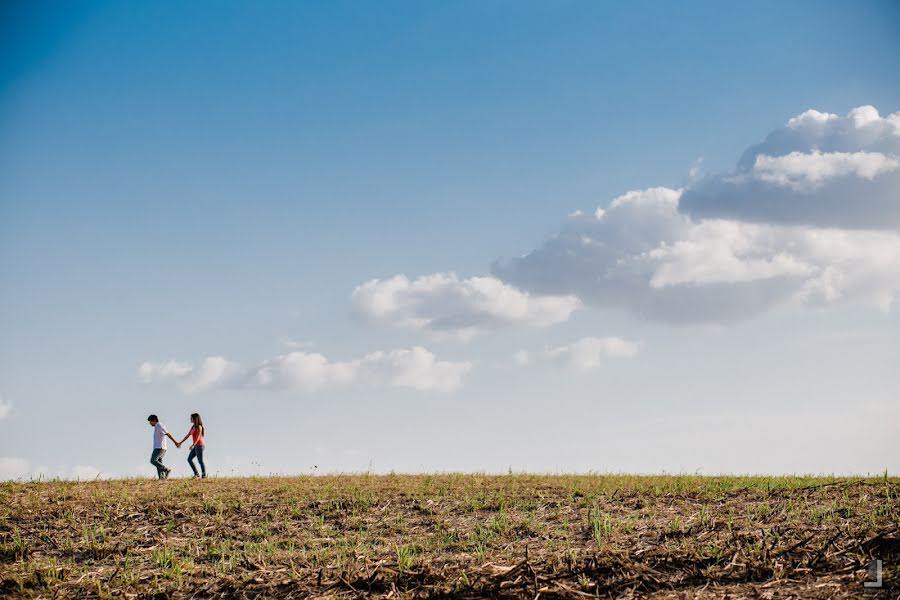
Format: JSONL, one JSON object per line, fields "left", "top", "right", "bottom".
{"left": 179, "top": 413, "right": 207, "bottom": 478}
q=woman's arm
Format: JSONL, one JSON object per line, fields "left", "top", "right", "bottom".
{"left": 178, "top": 430, "right": 192, "bottom": 445}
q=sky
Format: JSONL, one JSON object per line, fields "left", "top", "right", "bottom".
{"left": 1, "top": 0, "right": 899, "bottom": 479}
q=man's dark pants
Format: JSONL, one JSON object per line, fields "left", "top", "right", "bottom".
{"left": 150, "top": 448, "right": 168, "bottom": 479}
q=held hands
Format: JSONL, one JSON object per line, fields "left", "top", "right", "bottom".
{"left": 175, "top": 442, "right": 182, "bottom": 449}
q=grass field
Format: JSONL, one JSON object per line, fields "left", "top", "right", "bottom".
{"left": 1, "top": 474, "right": 897, "bottom": 598}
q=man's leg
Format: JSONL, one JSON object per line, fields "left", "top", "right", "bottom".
{"left": 150, "top": 449, "right": 166, "bottom": 479}
{"left": 159, "top": 449, "right": 169, "bottom": 478}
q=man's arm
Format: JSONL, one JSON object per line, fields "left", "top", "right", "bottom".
{"left": 166, "top": 432, "right": 181, "bottom": 448}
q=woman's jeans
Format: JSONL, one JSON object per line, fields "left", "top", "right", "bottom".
{"left": 188, "top": 445, "right": 206, "bottom": 476}
{"left": 150, "top": 448, "right": 167, "bottom": 479}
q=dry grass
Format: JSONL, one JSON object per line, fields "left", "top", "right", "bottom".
{"left": 1, "top": 474, "right": 898, "bottom": 598}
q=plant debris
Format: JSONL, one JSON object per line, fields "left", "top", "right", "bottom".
{"left": 1, "top": 474, "right": 897, "bottom": 597}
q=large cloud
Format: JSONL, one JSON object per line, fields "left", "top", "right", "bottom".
{"left": 680, "top": 106, "right": 900, "bottom": 228}
{"left": 139, "top": 346, "right": 472, "bottom": 394}
{"left": 493, "top": 187, "right": 900, "bottom": 323}
{"left": 351, "top": 273, "right": 580, "bottom": 340}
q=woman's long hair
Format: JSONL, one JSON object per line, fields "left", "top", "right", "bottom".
{"left": 191, "top": 412, "right": 205, "bottom": 435}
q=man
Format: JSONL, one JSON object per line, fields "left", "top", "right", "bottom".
{"left": 147, "top": 414, "right": 180, "bottom": 479}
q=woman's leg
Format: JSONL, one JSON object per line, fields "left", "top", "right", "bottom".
{"left": 187, "top": 447, "right": 199, "bottom": 476}
{"left": 196, "top": 445, "right": 206, "bottom": 477}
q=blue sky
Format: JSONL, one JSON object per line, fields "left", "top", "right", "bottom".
{"left": 2, "top": 1, "right": 899, "bottom": 478}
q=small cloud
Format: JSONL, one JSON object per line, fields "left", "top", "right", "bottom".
{"left": 359, "top": 346, "right": 473, "bottom": 393}
{"left": 281, "top": 337, "right": 315, "bottom": 349}
{"left": 137, "top": 360, "right": 192, "bottom": 382}
{"left": 545, "top": 337, "right": 640, "bottom": 371}
{"left": 0, "top": 395, "right": 12, "bottom": 420}
{"left": 688, "top": 157, "right": 705, "bottom": 182}
{"left": 513, "top": 349, "right": 530, "bottom": 366}
{"left": 137, "top": 357, "right": 240, "bottom": 393}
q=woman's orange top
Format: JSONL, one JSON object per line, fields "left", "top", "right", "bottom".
{"left": 190, "top": 426, "right": 204, "bottom": 446}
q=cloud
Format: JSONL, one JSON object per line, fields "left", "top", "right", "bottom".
{"left": 280, "top": 337, "right": 315, "bottom": 349}
{"left": 360, "top": 347, "right": 473, "bottom": 392}
{"left": 0, "top": 458, "right": 105, "bottom": 481}
{"left": 0, "top": 457, "right": 30, "bottom": 479}
{"left": 494, "top": 187, "right": 900, "bottom": 323}
{"left": 140, "top": 346, "right": 473, "bottom": 394}
{"left": 351, "top": 273, "right": 580, "bottom": 340}
{"left": 546, "top": 337, "right": 640, "bottom": 371}
{"left": 679, "top": 105, "right": 900, "bottom": 228}
{"left": 750, "top": 150, "right": 899, "bottom": 190}
{"left": 512, "top": 350, "right": 530, "bottom": 366}
{"left": 0, "top": 395, "right": 12, "bottom": 420}
{"left": 248, "top": 352, "right": 357, "bottom": 392}
{"left": 138, "top": 357, "right": 240, "bottom": 393}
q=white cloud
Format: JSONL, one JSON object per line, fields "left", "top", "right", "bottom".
{"left": 351, "top": 273, "right": 580, "bottom": 340}
{"left": 138, "top": 360, "right": 192, "bottom": 381}
{"left": 546, "top": 337, "right": 639, "bottom": 371}
{"left": 281, "top": 337, "right": 315, "bottom": 349}
{"left": 138, "top": 357, "right": 240, "bottom": 393}
{"left": 751, "top": 150, "right": 900, "bottom": 190}
{"left": 0, "top": 458, "right": 105, "bottom": 481}
{"left": 0, "top": 457, "right": 30, "bottom": 480}
{"left": 248, "top": 352, "right": 357, "bottom": 392}
{"left": 494, "top": 187, "right": 900, "bottom": 322}
{"left": 187, "top": 357, "right": 241, "bottom": 393}
{"left": 140, "top": 346, "right": 473, "bottom": 394}
{"left": 786, "top": 108, "right": 837, "bottom": 127}
{"left": 680, "top": 105, "right": 900, "bottom": 228}
{"left": 360, "top": 347, "right": 473, "bottom": 392}
{"left": 512, "top": 349, "right": 530, "bottom": 366}
{"left": 0, "top": 395, "right": 12, "bottom": 420}
{"left": 645, "top": 219, "right": 815, "bottom": 287}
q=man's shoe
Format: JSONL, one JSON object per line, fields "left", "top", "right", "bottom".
{"left": 201, "top": 474, "right": 207, "bottom": 479}
{"left": 163, "top": 469, "right": 171, "bottom": 479}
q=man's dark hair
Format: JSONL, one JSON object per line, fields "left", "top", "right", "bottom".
{"left": 147, "top": 414, "right": 158, "bottom": 422}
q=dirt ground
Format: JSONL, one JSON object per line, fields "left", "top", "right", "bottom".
{"left": 1, "top": 474, "right": 897, "bottom": 598}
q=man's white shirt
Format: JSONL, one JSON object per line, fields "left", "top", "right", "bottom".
{"left": 153, "top": 422, "right": 169, "bottom": 450}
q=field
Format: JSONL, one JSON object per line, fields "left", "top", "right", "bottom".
{"left": 1, "top": 474, "right": 897, "bottom": 598}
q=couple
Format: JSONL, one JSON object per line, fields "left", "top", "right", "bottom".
{"left": 147, "top": 413, "right": 207, "bottom": 479}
